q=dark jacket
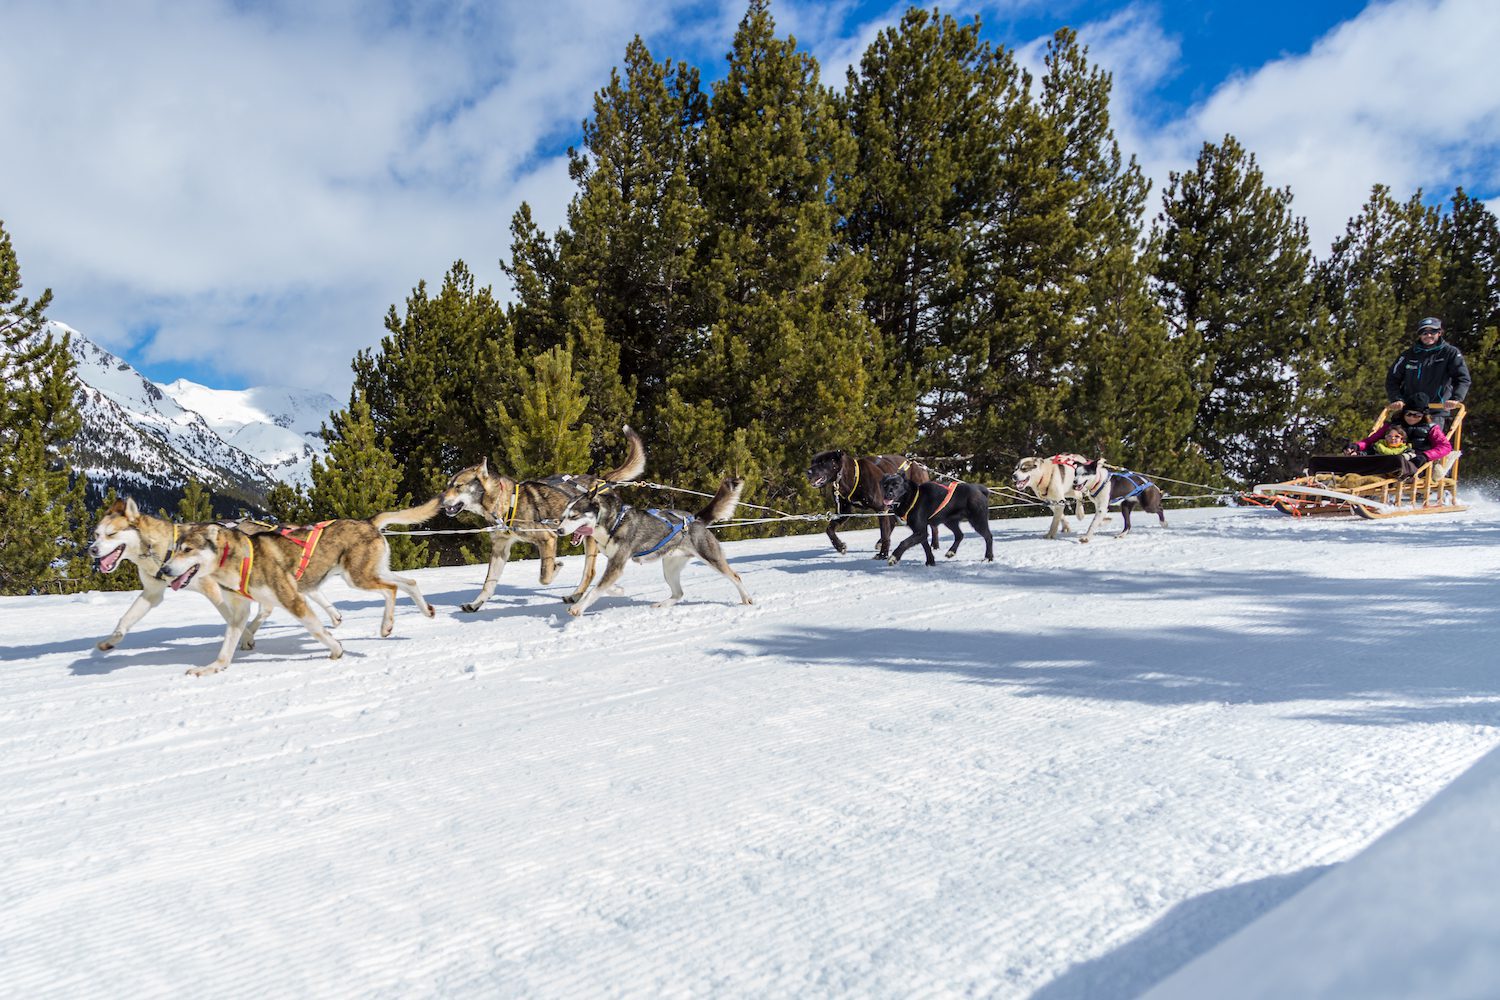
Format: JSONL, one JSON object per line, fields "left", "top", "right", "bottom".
{"left": 1386, "top": 340, "right": 1472, "bottom": 405}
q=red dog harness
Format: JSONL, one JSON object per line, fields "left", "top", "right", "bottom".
{"left": 277, "top": 521, "right": 333, "bottom": 580}
{"left": 218, "top": 539, "right": 254, "bottom": 598}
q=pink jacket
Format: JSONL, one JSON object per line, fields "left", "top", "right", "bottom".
{"left": 1355, "top": 421, "right": 1453, "bottom": 464}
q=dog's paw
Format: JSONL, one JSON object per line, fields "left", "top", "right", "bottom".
{"left": 1079, "top": 538, "right": 1091, "bottom": 545}
{"left": 568, "top": 605, "right": 584, "bottom": 618}
{"left": 886, "top": 556, "right": 899, "bottom": 566}
{"left": 187, "top": 664, "right": 226, "bottom": 677}
{"left": 741, "top": 596, "right": 754, "bottom": 605}
{"left": 239, "top": 638, "right": 256, "bottom": 651}
{"left": 461, "top": 601, "right": 483, "bottom": 613}
{"left": 97, "top": 638, "right": 118, "bottom": 652}
{"left": 835, "top": 543, "right": 848, "bottom": 554}
{"left": 422, "top": 603, "right": 436, "bottom": 617}
{"left": 380, "top": 623, "right": 393, "bottom": 638}
{"left": 945, "top": 551, "right": 957, "bottom": 559}
{"left": 562, "top": 593, "right": 579, "bottom": 605}
{"left": 329, "top": 646, "right": 344, "bottom": 660}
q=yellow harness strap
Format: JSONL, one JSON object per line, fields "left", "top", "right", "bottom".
{"left": 843, "top": 458, "right": 860, "bottom": 502}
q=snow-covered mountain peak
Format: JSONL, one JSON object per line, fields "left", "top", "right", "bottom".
{"left": 46, "top": 321, "right": 336, "bottom": 503}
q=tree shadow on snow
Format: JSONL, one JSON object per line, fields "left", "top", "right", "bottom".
{"left": 1030, "top": 865, "right": 1334, "bottom": 1000}
{"left": 708, "top": 565, "right": 1500, "bottom": 727}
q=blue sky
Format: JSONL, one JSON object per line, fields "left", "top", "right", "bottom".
{"left": 1, "top": 0, "right": 1496, "bottom": 394}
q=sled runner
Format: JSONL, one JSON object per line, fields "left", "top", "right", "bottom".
{"left": 1250, "top": 404, "right": 1467, "bottom": 519}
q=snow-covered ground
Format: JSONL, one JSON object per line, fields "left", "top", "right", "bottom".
{"left": 4, "top": 504, "right": 1499, "bottom": 998}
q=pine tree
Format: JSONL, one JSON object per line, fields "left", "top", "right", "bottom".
{"left": 1311, "top": 186, "right": 1443, "bottom": 449}
{"left": 490, "top": 344, "right": 594, "bottom": 480}
{"left": 841, "top": 8, "right": 1021, "bottom": 394}
{"left": 263, "top": 481, "right": 313, "bottom": 524}
{"left": 1436, "top": 188, "right": 1499, "bottom": 474}
{"left": 311, "top": 396, "right": 433, "bottom": 570}
{"left": 177, "top": 479, "right": 214, "bottom": 522}
{"left": 1153, "top": 135, "right": 1315, "bottom": 483}
{"left": 0, "top": 219, "right": 90, "bottom": 595}
{"left": 543, "top": 38, "right": 707, "bottom": 438}
{"left": 662, "top": 0, "right": 912, "bottom": 511}
{"left": 352, "top": 261, "right": 516, "bottom": 504}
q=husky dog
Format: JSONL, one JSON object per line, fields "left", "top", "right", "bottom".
{"left": 1012, "top": 454, "right": 1110, "bottom": 542}
{"left": 158, "top": 520, "right": 434, "bottom": 676}
{"left": 1069, "top": 462, "right": 1168, "bottom": 538}
{"left": 806, "top": 450, "right": 937, "bottom": 559}
{"left": 380, "top": 426, "right": 646, "bottom": 612}
{"left": 878, "top": 473, "right": 994, "bottom": 565}
{"left": 552, "top": 476, "right": 753, "bottom": 617}
{"left": 88, "top": 498, "right": 346, "bottom": 652}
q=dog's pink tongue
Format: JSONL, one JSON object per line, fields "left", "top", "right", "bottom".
{"left": 98, "top": 546, "right": 123, "bottom": 573}
{"left": 169, "top": 567, "right": 196, "bottom": 591}
{"left": 571, "top": 526, "right": 592, "bottom": 545}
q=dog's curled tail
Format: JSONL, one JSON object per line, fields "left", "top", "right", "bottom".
{"left": 370, "top": 497, "right": 443, "bottom": 529}
{"left": 696, "top": 476, "right": 745, "bottom": 524}
{"left": 603, "top": 425, "right": 647, "bottom": 484}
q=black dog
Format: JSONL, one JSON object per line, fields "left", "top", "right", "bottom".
{"left": 807, "top": 450, "right": 937, "bottom": 559}
{"left": 879, "top": 473, "right": 994, "bottom": 565}
{"left": 1072, "top": 463, "right": 1168, "bottom": 537}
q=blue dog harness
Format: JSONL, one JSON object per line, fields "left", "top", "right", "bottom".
{"left": 617, "top": 507, "right": 694, "bottom": 558}
{"left": 1108, "top": 470, "right": 1152, "bottom": 506}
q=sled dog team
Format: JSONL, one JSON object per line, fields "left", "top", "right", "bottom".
{"left": 89, "top": 430, "right": 1162, "bottom": 675}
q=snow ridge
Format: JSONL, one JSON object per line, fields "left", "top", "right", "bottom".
{"left": 45, "top": 321, "right": 335, "bottom": 503}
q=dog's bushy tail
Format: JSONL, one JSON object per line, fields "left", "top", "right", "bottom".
{"left": 603, "top": 425, "right": 647, "bottom": 484}
{"left": 370, "top": 497, "right": 442, "bottom": 529}
{"left": 696, "top": 476, "right": 745, "bottom": 524}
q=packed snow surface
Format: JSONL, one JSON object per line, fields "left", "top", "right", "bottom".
{"left": 4, "top": 504, "right": 1499, "bottom": 998}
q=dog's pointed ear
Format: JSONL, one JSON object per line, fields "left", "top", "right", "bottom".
{"left": 124, "top": 496, "right": 140, "bottom": 521}
{"left": 477, "top": 457, "right": 489, "bottom": 477}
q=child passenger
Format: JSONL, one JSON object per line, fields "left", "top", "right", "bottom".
{"left": 1370, "top": 426, "right": 1408, "bottom": 455}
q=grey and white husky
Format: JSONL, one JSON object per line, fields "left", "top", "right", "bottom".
{"left": 553, "top": 476, "right": 754, "bottom": 617}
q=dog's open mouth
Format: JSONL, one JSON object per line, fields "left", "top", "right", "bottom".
{"left": 809, "top": 475, "right": 828, "bottom": 488}
{"left": 168, "top": 565, "right": 198, "bottom": 591}
{"left": 441, "top": 502, "right": 465, "bottom": 517}
{"left": 96, "top": 544, "right": 125, "bottom": 574}
{"left": 570, "top": 525, "right": 593, "bottom": 545}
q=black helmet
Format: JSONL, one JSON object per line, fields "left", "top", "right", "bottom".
{"left": 1416, "top": 316, "right": 1443, "bottom": 334}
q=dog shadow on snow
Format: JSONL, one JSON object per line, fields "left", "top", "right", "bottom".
{"left": 708, "top": 564, "right": 1500, "bottom": 728}
{"left": 51, "top": 623, "right": 403, "bottom": 676}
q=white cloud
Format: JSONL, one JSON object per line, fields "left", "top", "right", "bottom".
{"left": 1072, "top": 0, "right": 1500, "bottom": 253}
{"left": 0, "top": 0, "right": 711, "bottom": 393}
